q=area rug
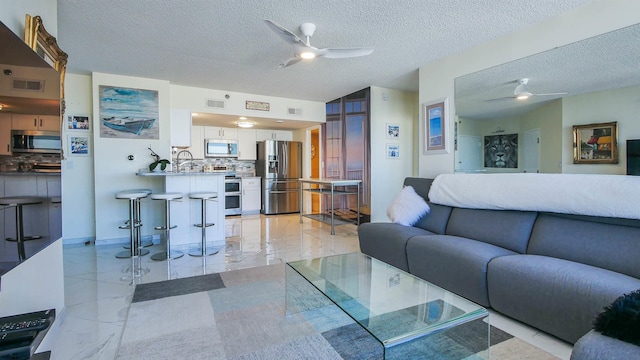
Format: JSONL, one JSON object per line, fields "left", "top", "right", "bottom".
{"left": 117, "top": 264, "right": 559, "bottom": 359}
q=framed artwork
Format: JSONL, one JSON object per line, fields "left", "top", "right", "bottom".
{"left": 386, "top": 123, "right": 400, "bottom": 139}
{"left": 246, "top": 100, "right": 270, "bottom": 111}
{"left": 68, "top": 135, "right": 90, "bottom": 156}
{"left": 423, "top": 98, "right": 450, "bottom": 154}
{"left": 386, "top": 143, "right": 400, "bottom": 159}
{"left": 99, "top": 85, "right": 159, "bottom": 139}
{"left": 573, "top": 121, "right": 618, "bottom": 164}
{"left": 67, "top": 115, "right": 90, "bottom": 131}
{"left": 484, "top": 134, "right": 518, "bottom": 168}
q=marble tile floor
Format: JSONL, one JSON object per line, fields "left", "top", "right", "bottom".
{"left": 35, "top": 213, "right": 573, "bottom": 359}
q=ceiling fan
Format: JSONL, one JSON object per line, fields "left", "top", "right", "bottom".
{"left": 487, "top": 78, "right": 567, "bottom": 101}
{"left": 264, "top": 20, "right": 374, "bottom": 68}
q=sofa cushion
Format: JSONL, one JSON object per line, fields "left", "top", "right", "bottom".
{"left": 527, "top": 213, "right": 640, "bottom": 278}
{"left": 445, "top": 208, "right": 537, "bottom": 253}
{"left": 387, "top": 185, "right": 430, "bottom": 226}
{"left": 593, "top": 289, "right": 640, "bottom": 346}
{"left": 488, "top": 255, "right": 640, "bottom": 344}
{"left": 571, "top": 330, "right": 640, "bottom": 360}
{"left": 406, "top": 234, "right": 516, "bottom": 307}
{"left": 358, "top": 222, "right": 433, "bottom": 272}
{"left": 413, "top": 202, "right": 452, "bottom": 235}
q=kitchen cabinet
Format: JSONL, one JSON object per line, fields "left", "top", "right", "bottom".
{"left": 0, "top": 114, "right": 11, "bottom": 155}
{"left": 256, "top": 129, "right": 293, "bottom": 141}
{"left": 242, "top": 177, "right": 261, "bottom": 214}
{"left": 204, "top": 126, "right": 237, "bottom": 140}
{"left": 170, "top": 108, "right": 192, "bottom": 147}
{"left": 12, "top": 114, "right": 60, "bottom": 131}
{"left": 237, "top": 129, "right": 257, "bottom": 160}
{"left": 190, "top": 125, "right": 204, "bottom": 159}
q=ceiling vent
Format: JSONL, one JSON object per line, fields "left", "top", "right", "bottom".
{"left": 288, "top": 107, "right": 303, "bottom": 116}
{"left": 12, "top": 79, "right": 44, "bottom": 92}
{"left": 205, "top": 99, "right": 225, "bottom": 109}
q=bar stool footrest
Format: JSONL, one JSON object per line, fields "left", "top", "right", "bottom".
{"left": 188, "top": 245, "right": 221, "bottom": 257}
{"left": 154, "top": 225, "right": 177, "bottom": 230}
{"left": 115, "top": 248, "right": 150, "bottom": 258}
{"left": 5, "top": 235, "right": 41, "bottom": 242}
{"left": 193, "top": 223, "right": 215, "bottom": 228}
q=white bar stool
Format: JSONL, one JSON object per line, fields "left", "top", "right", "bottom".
{"left": 119, "top": 189, "right": 153, "bottom": 249}
{"left": 115, "top": 191, "right": 150, "bottom": 258}
{"left": 150, "top": 192, "right": 184, "bottom": 261}
{"left": 0, "top": 196, "right": 44, "bottom": 261}
{"left": 188, "top": 192, "right": 220, "bottom": 257}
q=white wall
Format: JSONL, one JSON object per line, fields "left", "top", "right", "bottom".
{"left": 418, "top": 2, "right": 640, "bottom": 178}
{"left": 0, "top": 0, "right": 57, "bottom": 37}
{"left": 563, "top": 85, "right": 640, "bottom": 174}
{"left": 91, "top": 73, "right": 170, "bottom": 243}
{"left": 369, "top": 87, "right": 418, "bottom": 221}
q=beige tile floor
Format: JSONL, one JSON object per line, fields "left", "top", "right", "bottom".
{"left": 36, "top": 214, "right": 573, "bottom": 359}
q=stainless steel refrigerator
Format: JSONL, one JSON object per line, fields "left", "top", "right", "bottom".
{"left": 256, "top": 140, "right": 302, "bottom": 215}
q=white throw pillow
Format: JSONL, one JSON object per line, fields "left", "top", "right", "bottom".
{"left": 387, "top": 185, "right": 430, "bottom": 226}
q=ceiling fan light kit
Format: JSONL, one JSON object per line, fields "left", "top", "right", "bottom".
{"left": 264, "top": 19, "right": 374, "bottom": 68}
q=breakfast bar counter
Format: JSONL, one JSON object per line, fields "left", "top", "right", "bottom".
{"left": 136, "top": 171, "right": 226, "bottom": 248}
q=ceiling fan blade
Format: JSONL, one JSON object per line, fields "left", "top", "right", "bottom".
{"left": 318, "top": 47, "right": 374, "bottom": 59}
{"left": 485, "top": 96, "right": 515, "bottom": 102}
{"left": 531, "top": 92, "right": 568, "bottom": 96}
{"left": 264, "top": 20, "right": 304, "bottom": 45}
{"left": 279, "top": 56, "right": 302, "bottom": 68}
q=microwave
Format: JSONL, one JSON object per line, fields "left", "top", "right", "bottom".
{"left": 205, "top": 139, "right": 238, "bottom": 158}
{"left": 11, "top": 130, "right": 62, "bottom": 154}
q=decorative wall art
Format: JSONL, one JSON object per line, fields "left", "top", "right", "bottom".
{"left": 573, "top": 121, "right": 618, "bottom": 164}
{"left": 99, "top": 85, "right": 159, "bottom": 139}
{"left": 386, "top": 143, "right": 400, "bottom": 159}
{"left": 423, "top": 98, "right": 450, "bottom": 154}
{"left": 246, "top": 100, "right": 270, "bottom": 111}
{"left": 68, "top": 135, "right": 90, "bottom": 156}
{"left": 386, "top": 123, "right": 400, "bottom": 139}
{"left": 484, "top": 134, "right": 518, "bottom": 168}
{"left": 67, "top": 115, "right": 90, "bottom": 130}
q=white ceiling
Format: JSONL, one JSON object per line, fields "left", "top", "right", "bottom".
{"left": 57, "top": 0, "right": 596, "bottom": 108}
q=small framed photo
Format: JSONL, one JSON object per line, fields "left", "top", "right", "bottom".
{"left": 386, "top": 143, "right": 400, "bottom": 159}
{"left": 573, "top": 121, "right": 618, "bottom": 164}
{"left": 68, "top": 135, "right": 90, "bottom": 156}
{"left": 386, "top": 123, "right": 400, "bottom": 139}
{"left": 67, "top": 115, "right": 90, "bottom": 131}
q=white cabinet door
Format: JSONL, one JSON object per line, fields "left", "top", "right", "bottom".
{"left": 39, "top": 116, "right": 60, "bottom": 131}
{"left": 256, "top": 129, "right": 293, "bottom": 141}
{"left": 242, "top": 177, "right": 261, "bottom": 214}
{"left": 237, "top": 129, "right": 257, "bottom": 160}
{"left": 190, "top": 125, "right": 205, "bottom": 159}
{"left": 204, "top": 126, "right": 237, "bottom": 140}
{"left": 170, "top": 108, "right": 192, "bottom": 147}
{"left": 11, "top": 114, "right": 59, "bottom": 131}
{"left": 0, "top": 114, "right": 11, "bottom": 155}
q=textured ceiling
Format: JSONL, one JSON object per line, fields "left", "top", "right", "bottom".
{"left": 57, "top": 0, "right": 596, "bottom": 105}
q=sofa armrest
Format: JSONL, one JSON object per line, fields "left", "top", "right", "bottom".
{"left": 571, "top": 330, "right": 640, "bottom": 360}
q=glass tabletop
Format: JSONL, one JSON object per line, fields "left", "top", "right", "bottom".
{"left": 286, "top": 252, "right": 488, "bottom": 347}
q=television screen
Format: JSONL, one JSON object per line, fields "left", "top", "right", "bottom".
{"left": 627, "top": 139, "right": 640, "bottom": 175}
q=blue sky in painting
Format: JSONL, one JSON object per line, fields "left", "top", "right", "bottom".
{"left": 99, "top": 86, "right": 159, "bottom": 120}
{"left": 429, "top": 107, "right": 442, "bottom": 136}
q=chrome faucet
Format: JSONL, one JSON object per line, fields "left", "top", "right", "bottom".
{"left": 175, "top": 150, "right": 194, "bottom": 172}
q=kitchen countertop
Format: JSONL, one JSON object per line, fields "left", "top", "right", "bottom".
{"left": 136, "top": 170, "right": 234, "bottom": 177}
{"left": 0, "top": 171, "right": 61, "bottom": 176}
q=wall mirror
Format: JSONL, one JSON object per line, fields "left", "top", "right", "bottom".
{"left": 0, "top": 17, "right": 64, "bottom": 276}
{"left": 454, "top": 23, "right": 640, "bottom": 174}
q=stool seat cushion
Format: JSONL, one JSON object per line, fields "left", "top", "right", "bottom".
{"left": 0, "top": 196, "right": 44, "bottom": 205}
{"left": 151, "top": 192, "right": 183, "bottom": 200}
{"left": 119, "top": 189, "right": 152, "bottom": 195}
{"left": 189, "top": 192, "right": 218, "bottom": 199}
{"left": 115, "top": 191, "right": 149, "bottom": 200}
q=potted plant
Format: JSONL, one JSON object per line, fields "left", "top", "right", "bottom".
{"left": 148, "top": 147, "right": 170, "bottom": 172}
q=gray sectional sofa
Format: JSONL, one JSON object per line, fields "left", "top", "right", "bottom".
{"left": 358, "top": 177, "right": 640, "bottom": 355}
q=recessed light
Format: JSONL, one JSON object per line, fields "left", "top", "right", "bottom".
{"left": 192, "top": 113, "right": 199, "bottom": 116}
{"left": 239, "top": 117, "right": 247, "bottom": 120}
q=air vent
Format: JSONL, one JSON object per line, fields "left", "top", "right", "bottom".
{"left": 288, "top": 108, "right": 303, "bottom": 116}
{"left": 12, "top": 79, "right": 44, "bottom": 92}
{"left": 205, "top": 99, "right": 225, "bottom": 109}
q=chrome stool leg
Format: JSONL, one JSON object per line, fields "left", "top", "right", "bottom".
{"left": 188, "top": 193, "right": 220, "bottom": 257}
{"left": 151, "top": 193, "right": 184, "bottom": 261}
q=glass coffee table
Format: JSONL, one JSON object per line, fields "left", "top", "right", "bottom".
{"left": 286, "top": 252, "right": 489, "bottom": 359}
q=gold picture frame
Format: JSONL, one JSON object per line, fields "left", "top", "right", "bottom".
{"left": 573, "top": 121, "right": 618, "bottom": 164}
{"left": 24, "top": 14, "right": 68, "bottom": 99}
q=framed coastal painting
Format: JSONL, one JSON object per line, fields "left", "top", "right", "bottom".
{"left": 99, "top": 85, "right": 159, "bottom": 139}
{"left": 573, "top": 121, "right": 618, "bottom": 164}
{"left": 68, "top": 135, "right": 90, "bottom": 156}
{"left": 423, "top": 98, "right": 450, "bottom": 154}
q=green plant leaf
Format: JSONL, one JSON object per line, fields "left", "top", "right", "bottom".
{"left": 149, "top": 162, "right": 158, "bottom": 171}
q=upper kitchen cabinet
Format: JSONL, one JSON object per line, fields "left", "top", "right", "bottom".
{"left": 170, "top": 108, "right": 192, "bottom": 147}
{"left": 12, "top": 114, "right": 59, "bottom": 131}
{"left": 205, "top": 126, "right": 237, "bottom": 140}
{"left": 190, "top": 125, "right": 205, "bottom": 159}
{"left": 0, "top": 114, "right": 11, "bottom": 155}
{"left": 256, "top": 129, "right": 292, "bottom": 141}
{"left": 237, "top": 129, "right": 257, "bottom": 160}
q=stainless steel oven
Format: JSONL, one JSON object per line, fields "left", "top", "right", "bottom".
{"left": 224, "top": 177, "right": 242, "bottom": 216}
